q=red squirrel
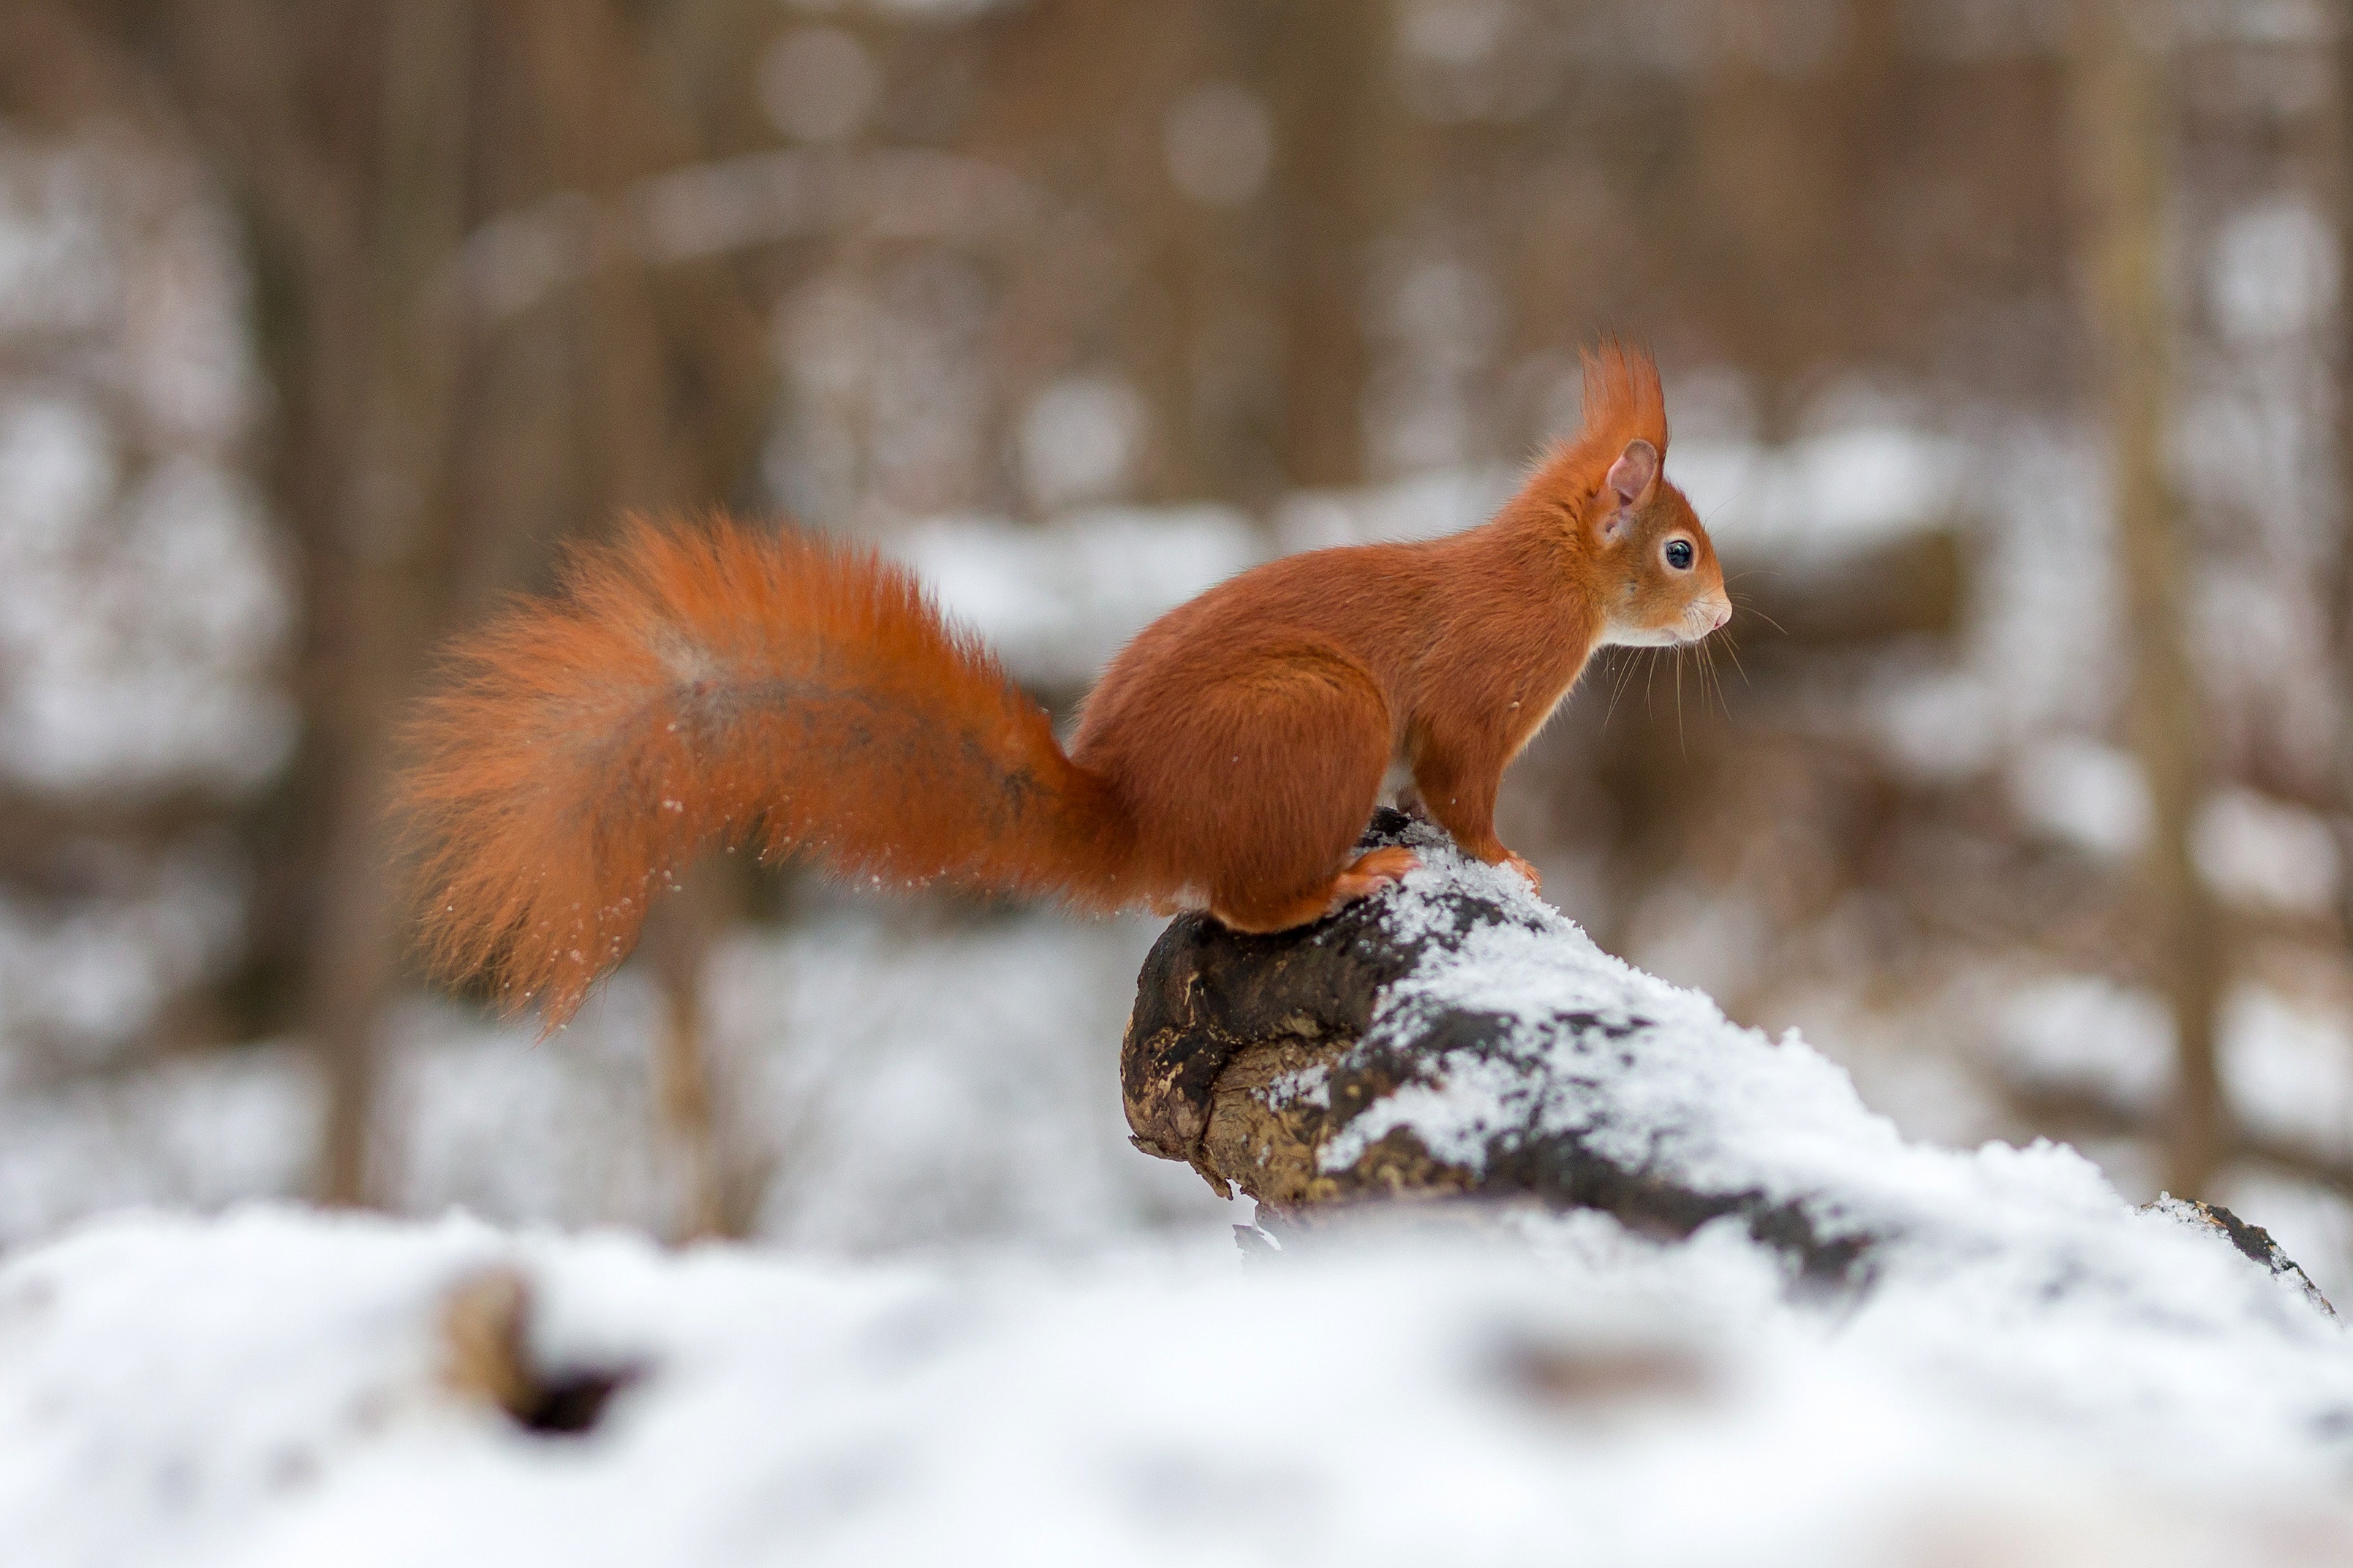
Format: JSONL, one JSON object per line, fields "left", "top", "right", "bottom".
{"left": 401, "top": 343, "right": 1728, "bottom": 1023}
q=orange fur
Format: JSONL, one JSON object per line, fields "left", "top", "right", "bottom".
{"left": 399, "top": 344, "right": 1728, "bottom": 1025}
{"left": 401, "top": 523, "right": 1144, "bottom": 1023}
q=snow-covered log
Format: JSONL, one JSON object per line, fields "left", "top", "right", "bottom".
{"left": 1126, "top": 808, "right": 2333, "bottom": 1309}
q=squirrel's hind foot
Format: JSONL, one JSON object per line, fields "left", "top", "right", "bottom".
{"left": 1207, "top": 847, "right": 1420, "bottom": 934}
{"left": 1324, "top": 845, "right": 1420, "bottom": 913}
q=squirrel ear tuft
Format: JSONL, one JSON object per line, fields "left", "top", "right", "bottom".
{"left": 1598, "top": 439, "right": 1658, "bottom": 539}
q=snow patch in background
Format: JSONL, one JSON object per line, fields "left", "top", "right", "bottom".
{"left": 1016, "top": 374, "right": 1147, "bottom": 511}
{"left": 896, "top": 507, "right": 1260, "bottom": 687}
{"left": 0, "top": 128, "right": 292, "bottom": 1105}
{"left": 2209, "top": 196, "right": 2336, "bottom": 344}
{"left": 1163, "top": 82, "right": 1274, "bottom": 207}
{"left": 1678, "top": 426, "right": 1965, "bottom": 570}
{"left": 2193, "top": 788, "right": 2341, "bottom": 915}
{"left": 0, "top": 910, "right": 1227, "bottom": 1257}
{"left": 758, "top": 27, "right": 880, "bottom": 145}
{"left": 0, "top": 1049, "right": 317, "bottom": 1243}
{"left": 2223, "top": 987, "right": 2353, "bottom": 1158}
{"left": 1994, "top": 973, "right": 2175, "bottom": 1116}
{"left": 0, "top": 421, "right": 293, "bottom": 798}
{"left": 0, "top": 839, "right": 250, "bottom": 1080}
{"left": 2006, "top": 736, "right": 2153, "bottom": 860}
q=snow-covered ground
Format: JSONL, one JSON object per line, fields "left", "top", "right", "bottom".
{"left": 1, "top": 1170, "right": 2346, "bottom": 1564}
{"left": 8, "top": 841, "right": 2353, "bottom": 1567}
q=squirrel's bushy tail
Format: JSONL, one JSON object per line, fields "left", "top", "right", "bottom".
{"left": 400, "top": 518, "right": 1142, "bottom": 1024}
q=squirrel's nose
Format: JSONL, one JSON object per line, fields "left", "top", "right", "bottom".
{"left": 1708, "top": 599, "right": 1731, "bottom": 630}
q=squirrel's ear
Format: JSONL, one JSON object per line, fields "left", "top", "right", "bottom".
{"left": 1597, "top": 439, "right": 1658, "bottom": 541}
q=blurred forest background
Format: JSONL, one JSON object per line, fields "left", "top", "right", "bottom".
{"left": 0, "top": 0, "right": 2349, "bottom": 1283}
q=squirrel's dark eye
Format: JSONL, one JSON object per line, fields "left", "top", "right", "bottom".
{"left": 1664, "top": 539, "right": 1694, "bottom": 571}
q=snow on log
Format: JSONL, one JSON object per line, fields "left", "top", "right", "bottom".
{"left": 1125, "top": 807, "right": 2335, "bottom": 1308}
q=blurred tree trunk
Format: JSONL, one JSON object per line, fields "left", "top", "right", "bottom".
{"left": 638, "top": 857, "right": 739, "bottom": 1242}
{"left": 2069, "top": 0, "right": 2227, "bottom": 1199}
{"left": 1268, "top": 0, "right": 1387, "bottom": 487}
{"left": 306, "top": 0, "right": 480, "bottom": 1205}
{"left": 2335, "top": 12, "right": 2353, "bottom": 944}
